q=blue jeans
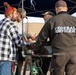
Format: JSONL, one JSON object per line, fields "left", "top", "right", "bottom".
{"left": 0, "top": 61, "right": 12, "bottom": 75}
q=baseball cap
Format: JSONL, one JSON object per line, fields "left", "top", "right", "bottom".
{"left": 17, "top": 8, "right": 26, "bottom": 18}
{"left": 42, "top": 11, "right": 54, "bottom": 16}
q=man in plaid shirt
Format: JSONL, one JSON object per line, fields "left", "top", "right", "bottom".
{"left": 0, "top": 2, "right": 23, "bottom": 75}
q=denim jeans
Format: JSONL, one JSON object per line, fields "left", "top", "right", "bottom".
{"left": 0, "top": 61, "right": 12, "bottom": 75}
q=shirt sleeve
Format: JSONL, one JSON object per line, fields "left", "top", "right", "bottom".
{"left": 33, "top": 21, "right": 51, "bottom": 53}
{"left": 9, "top": 25, "right": 22, "bottom": 46}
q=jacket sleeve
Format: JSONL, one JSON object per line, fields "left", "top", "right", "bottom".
{"left": 33, "top": 21, "right": 51, "bottom": 54}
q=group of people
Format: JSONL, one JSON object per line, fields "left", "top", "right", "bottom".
{"left": 0, "top": 0, "right": 76, "bottom": 75}
{"left": 33, "top": 0, "right": 76, "bottom": 75}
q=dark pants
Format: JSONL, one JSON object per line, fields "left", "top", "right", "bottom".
{"left": 41, "top": 57, "right": 51, "bottom": 74}
{"left": 50, "top": 52, "right": 76, "bottom": 75}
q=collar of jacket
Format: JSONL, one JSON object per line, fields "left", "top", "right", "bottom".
{"left": 58, "top": 11, "right": 68, "bottom": 15}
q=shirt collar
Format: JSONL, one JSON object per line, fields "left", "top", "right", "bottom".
{"left": 58, "top": 11, "right": 68, "bottom": 15}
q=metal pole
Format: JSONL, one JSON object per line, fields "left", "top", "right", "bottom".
{"left": 21, "top": 0, "right": 24, "bottom": 53}
{"left": 21, "top": 1, "right": 33, "bottom": 75}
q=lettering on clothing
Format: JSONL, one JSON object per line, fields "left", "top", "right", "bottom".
{"left": 55, "top": 26, "right": 76, "bottom": 33}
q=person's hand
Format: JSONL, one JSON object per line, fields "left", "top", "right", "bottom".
{"left": 28, "top": 39, "right": 36, "bottom": 43}
{"left": 46, "top": 71, "right": 50, "bottom": 75}
{"left": 26, "top": 34, "right": 36, "bottom": 40}
{"left": 30, "top": 35, "right": 35, "bottom": 40}
{"left": 31, "top": 51, "right": 37, "bottom": 57}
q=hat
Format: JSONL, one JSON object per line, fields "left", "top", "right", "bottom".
{"left": 42, "top": 11, "right": 54, "bottom": 16}
{"left": 4, "top": 2, "right": 17, "bottom": 16}
{"left": 17, "top": 8, "right": 26, "bottom": 18}
{"left": 55, "top": 0, "right": 67, "bottom": 7}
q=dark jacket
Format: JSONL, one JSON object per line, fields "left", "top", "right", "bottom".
{"left": 34, "top": 12, "right": 76, "bottom": 54}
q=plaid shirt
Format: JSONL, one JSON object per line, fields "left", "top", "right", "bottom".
{"left": 0, "top": 18, "right": 22, "bottom": 62}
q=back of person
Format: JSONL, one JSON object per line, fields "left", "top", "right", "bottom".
{"left": 50, "top": 12, "right": 76, "bottom": 53}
